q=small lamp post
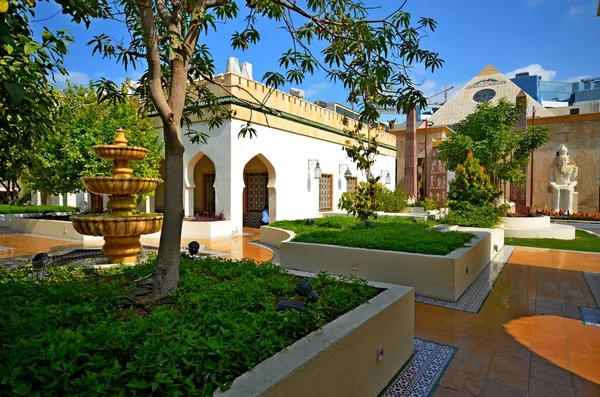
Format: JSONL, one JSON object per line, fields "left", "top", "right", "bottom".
{"left": 308, "top": 159, "right": 322, "bottom": 179}
{"left": 381, "top": 170, "right": 391, "bottom": 185}
{"left": 339, "top": 164, "right": 352, "bottom": 180}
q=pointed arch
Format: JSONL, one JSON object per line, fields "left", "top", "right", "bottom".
{"left": 242, "top": 153, "right": 277, "bottom": 227}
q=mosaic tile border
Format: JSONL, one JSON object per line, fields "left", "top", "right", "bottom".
{"left": 0, "top": 244, "right": 227, "bottom": 269}
{"left": 579, "top": 307, "right": 600, "bottom": 328}
{"left": 380, "top": 338, "right": 456, "bottom": 397}
{"left": 582, "top": 271, "right": 600, "bottom": 307}
{"left": 415, "top": 246, "right": 514, "bottom": 313}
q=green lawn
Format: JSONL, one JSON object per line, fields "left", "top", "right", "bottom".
{"left": 271, "top": 216, "right": 475, "bottom": 256}
{"left": 505, "top": 229, "right": 600, "bottom": 253}
{"left": 0, "top": 257, "right": 378, "bottom": 395}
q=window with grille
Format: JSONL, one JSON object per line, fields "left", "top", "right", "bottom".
{"left": 346, "top": 176, "right": 358, "bottom": 194}
{"left": 246, "top": 173, "right": 268, "bottom": 212}
{"left": 319, "top": 174, "right": 333, "bottom": 212}
{"left": 204, "top": 174, "right": 216, "bottom": 212}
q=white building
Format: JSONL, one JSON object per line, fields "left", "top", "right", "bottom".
{"left": 35, "top": 63, "right": 397, "bottom": 234}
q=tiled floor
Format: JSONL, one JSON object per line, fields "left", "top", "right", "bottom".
{"left": 426, "top": 248, "right": 600, "bottom": 397}
{"left": 0, "top": 232, "right": 82, "bottom": 259}
{"left": 0, "top": 228, "right": 273, "bottom": 263}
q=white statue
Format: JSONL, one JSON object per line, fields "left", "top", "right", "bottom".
{"left": 240, "top": 62, "right": 253, "bottom": 79}
{"left": 226, "top": 57, "right": 241, "bottom": 75}
{"left": 548, "top": 144, "right": 578, "bottom": 213}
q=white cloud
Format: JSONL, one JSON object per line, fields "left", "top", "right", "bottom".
{"left": 505, "top": 64, "right": 557, "bottom": 81}
{"left": 565, "top": 75, "right": 592, "bottom": 83}
{"left": 54, "top": 71, "right": 91, "bottom": 87}
{"left": 303, "top": 81, "right": 330, "bottom": 100}
{"left": 567, "top": 5, "right": 586, "bottom": 17}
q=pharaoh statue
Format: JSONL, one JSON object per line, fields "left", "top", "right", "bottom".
{"left": 548, "top": 144, "right": 578, "bottom": 213}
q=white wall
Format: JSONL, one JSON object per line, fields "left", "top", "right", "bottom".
{"left": 219, "top": 119, "right": 395, "bottom": 232}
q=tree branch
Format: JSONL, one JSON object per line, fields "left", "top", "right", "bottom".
{"left": 156, "top": 0, "right": 173, "bottom": 26}
{"left": 137, "top": 0, "right": 172, "bottom": 121}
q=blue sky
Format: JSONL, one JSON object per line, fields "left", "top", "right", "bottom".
{"left": 32, "top": 0, "right": 599, "bottom": 107}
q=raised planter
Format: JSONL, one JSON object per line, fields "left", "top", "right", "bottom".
{"left": 502, "top": 216, "right": 575, "bottom": 240}
{"left": 181, "top": 220, "right": 232, "bottom": 239}
{"left": 262, "top": 226, "right": 503, "bottom": 302}
{"left": 11, "top": 217, "right": 231, "bottom": 241}
{"left": 401, "top": 207, "right": 425, "bottom": 214}
{"left": 259, "top": 226, "right": 295, "bottom": 248}
{"left": 1, "top": 214, "right": 27, "bottom": 228}
{"left": 214, "top": 280, "right": 414, "bottom": 397}
{"left": 11, "top": 217, "right": 104, "bottom": 242}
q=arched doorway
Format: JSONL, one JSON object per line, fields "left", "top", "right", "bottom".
{"left": 154, "top": 159, "right": 165, "bottom": 213}
{"left": 242, "top": 154, "right": 276, "bottom": 227}
{"left": 192, "top": 155, "right": 216, "bottom": 215}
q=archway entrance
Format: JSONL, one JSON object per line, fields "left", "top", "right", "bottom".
{"left": 242, "top": 155, "right": 276, "bottom": 227}
{"left": 193, "top": 155, "right": 216, "bottom": 216}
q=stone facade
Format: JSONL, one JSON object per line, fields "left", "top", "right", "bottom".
{"left": 529, "top": 114, "right": 600, "bottom": 212}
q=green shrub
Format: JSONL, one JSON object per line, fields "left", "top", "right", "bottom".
{"left": 415, "top": 196, "right": 445, "bottom": 211}
{"left": 440, "top": 202, "right": 506, "bottom": 228}
{"left": 448, "top": 152, "right": 500, "bottom": 209}
{"left": 378, "top": 187, "right": 409, "bottom": 213}
{"left": 338, "top": 181, "right": 383, "bottom": 223}
{"left": 0, "top": 257, "right": 378, "bottom": 396}
{"left": 272, "top": 216, "right": 474, "bottom": 255}
{"left": 0, "top": 205, "right": 77, "bottom": 214}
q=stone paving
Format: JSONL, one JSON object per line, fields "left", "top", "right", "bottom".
{"left": 427, "top": 248, "right": 600, "bottom": 397}
{"left": 0, "top": 228, "right": 273, "bottom": 263}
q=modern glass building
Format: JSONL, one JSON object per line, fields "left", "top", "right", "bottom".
{"left": 511, "top": 73, "right": 600, "bottom": 105}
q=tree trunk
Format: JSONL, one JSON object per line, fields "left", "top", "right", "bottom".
{"left": 153, "top": 121, "right": 185, "bottom": 300}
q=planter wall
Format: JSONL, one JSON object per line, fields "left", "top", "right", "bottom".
{"left": 263, "top": 227, "right": 503, "bottom": 302}
{"left": 11, "top": 217, "right": 231, "bottom": 242}
{"left": 215, "top": 282, "right": 414, "bottom": 397}
{"left": 0, "top": 214, "right": 27, "bottom": 228}
{"left": 259, "top": 226, "right": 295, "bottom": 248}
{"left": 11, "top": 218, "right": 104, "bottom": 242}
{"left": 502, "top": 216, "right": 575, "bottom": 240}
{"left": 180, "top": 220, "right": 232, "bottom": 239}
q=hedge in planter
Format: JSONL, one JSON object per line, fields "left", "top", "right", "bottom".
{"left": 0, "top": 257, "right": 378, "bottom": 396}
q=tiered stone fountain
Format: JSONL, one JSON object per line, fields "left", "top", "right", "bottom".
{"left": 71, "top": 129, "right": 163, "bottom": 263}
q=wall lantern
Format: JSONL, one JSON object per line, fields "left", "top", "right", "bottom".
{"left": 339, "top": 164, "right": 352, "bottom": 181}
{"left": 381, "top": 170, "right": 391, "bottom": 185}
{"left": 308, "top": 159, "right": 322, "bottom": 179}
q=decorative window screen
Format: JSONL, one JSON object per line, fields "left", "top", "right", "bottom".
{"left": 346, "top": 177, "right": 358, "bottom": 194}
{"left": 204, "top": 174, "right": 216, "bottom": 212}
{"left": 319, "top": 174, "right": 333, "bottom": 212}
{"left": 246, "top": 173, "right": 268, "bottom": 212}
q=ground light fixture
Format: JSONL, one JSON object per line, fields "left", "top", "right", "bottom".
{"left": 188, "top": 241, "right": 200, "bottom": 257}
{"left": 32, "top": 253, "right": 50, "bottom": 270}
{"left": 308, "top": 159, "right": 322, "bottom": 179}
{"left": 296, "top": 277, "right": 320, "bottom": 302}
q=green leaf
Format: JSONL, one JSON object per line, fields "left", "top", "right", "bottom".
{"left": 3, "top": 82, "right": 24, "bottom": 104}
{"left": 56, "top": 41, "right": 67, "bottom": 54}
{"left": 24, "top": 42, "right": 39, "bottom": 55}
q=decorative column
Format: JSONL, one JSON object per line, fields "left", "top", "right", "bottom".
{"left": 509, "top": 90, "right": 528, "bottom": 211}
{"left": 184, "top": 186, "right": 195, "bottom": 217}
{"left": 404, "top": 109, "right": 418, "bottom": 198}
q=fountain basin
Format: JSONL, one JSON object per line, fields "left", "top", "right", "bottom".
{"left": 82, "top": 177, "right": 159, "bottom": 195}
{"left": 71, "top": 214, "right": 163, "bottom": 237}
{"left": 93, "top": 145, "right": 149, "bottom": 161}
